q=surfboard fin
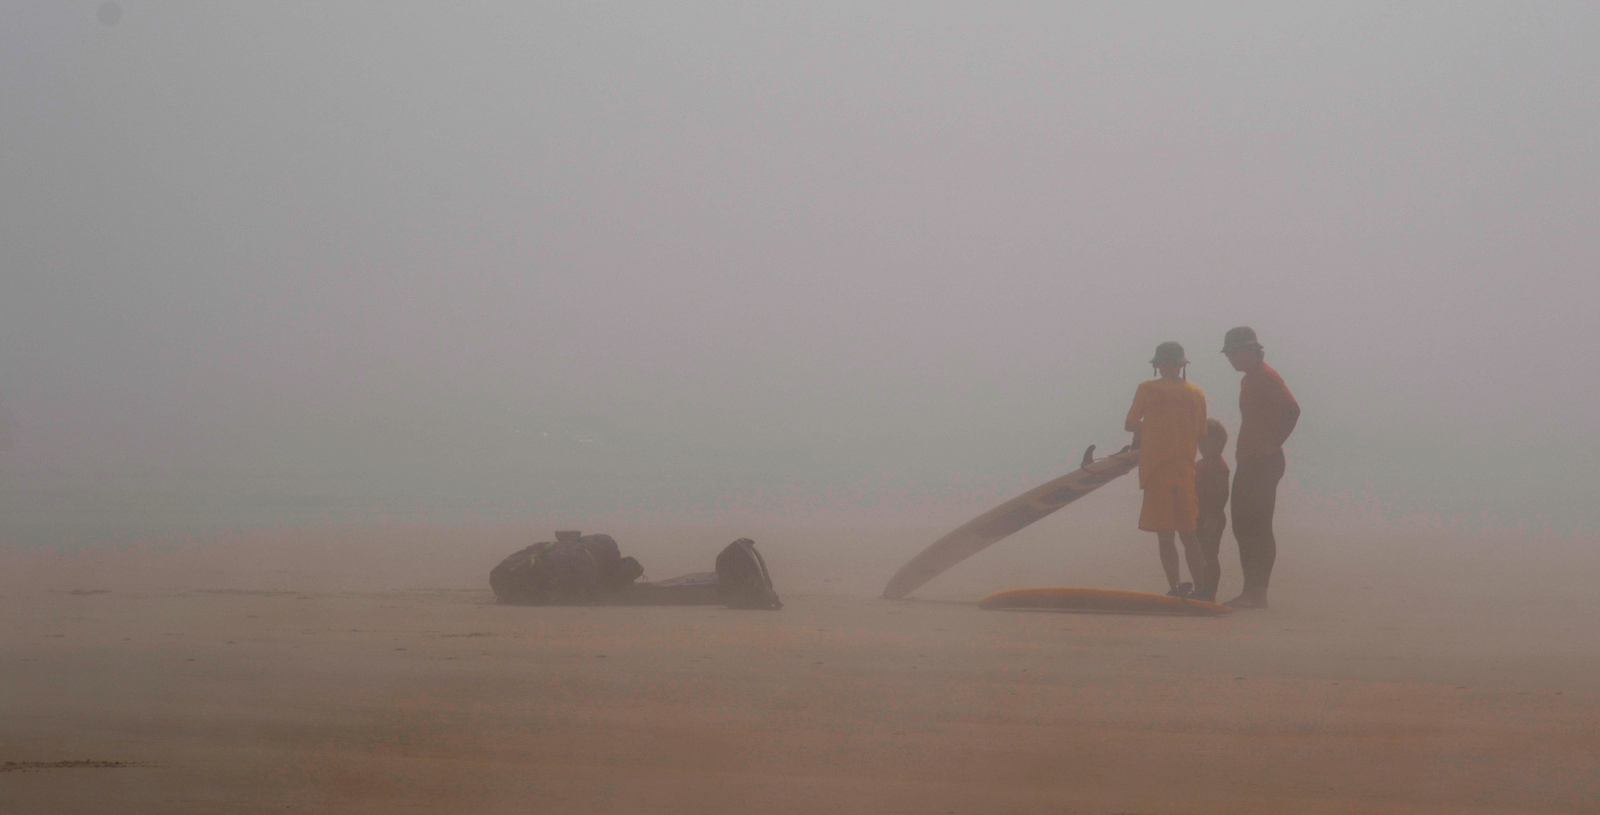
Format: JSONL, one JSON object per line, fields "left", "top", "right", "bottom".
{"left": 1081, "top": 445, "right": 1096, "bottom": 468}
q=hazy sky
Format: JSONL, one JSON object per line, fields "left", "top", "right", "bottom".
{"left": 2, "top": 2, "right": 1596, "bottom": 537}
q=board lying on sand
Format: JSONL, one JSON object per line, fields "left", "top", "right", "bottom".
{"left": 881, "top": 445, "right": 1140, "bottom": 599}
{"left": 979, "top": 586, "right": 1231, "bottom": 616}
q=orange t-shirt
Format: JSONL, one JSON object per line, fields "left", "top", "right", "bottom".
{"left": 1126, "top": 378, "right": 1207, "bottom": 489}
{"left": 1236, "top": 363, "right": 1298, "bottom": 461}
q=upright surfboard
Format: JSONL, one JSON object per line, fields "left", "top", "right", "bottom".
{"left": 881, "top": 445, "right": 1139, "bottom": 600}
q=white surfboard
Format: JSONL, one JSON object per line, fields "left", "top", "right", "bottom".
{"left": 881, "top": 445, "right": 1139, "bottom": 600}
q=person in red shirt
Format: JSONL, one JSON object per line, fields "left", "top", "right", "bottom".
{"left": 1221, "top": 327, "right": 1300, "bottom": 609}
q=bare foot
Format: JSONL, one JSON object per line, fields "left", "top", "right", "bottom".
{"left": 1223, "top": 593, "right": 1268, "bottom": 610}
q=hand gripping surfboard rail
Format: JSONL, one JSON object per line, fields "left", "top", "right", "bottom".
{"left": 880, "top": 445, "right": 1140, "bottom": 600}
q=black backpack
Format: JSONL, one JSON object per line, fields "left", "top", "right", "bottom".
{"left": 714, "top": 538, "right": 782, "bottom": 610}
{"left": 489, "top": 534, "right": 644, "bottom": 604}
{"left": 488, "top": 540, "right": 594, "bottom": 604}
{"left": 577, "top": 534, "right": 646, "bottom": 590}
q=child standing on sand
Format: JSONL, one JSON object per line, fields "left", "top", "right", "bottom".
{"left": 1192, "top": 419, "right": 1230, "bottom": 603}
{"left": 1125, "top": 342, "right": 1208, "bottom": 597}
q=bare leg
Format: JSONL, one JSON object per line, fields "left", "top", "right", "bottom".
{"left": 1228, "top": 451, "right": 1285, "bottom": 609}
{"left": 1178, "top": 529, "right": 1205, "bottom": 591}
{"left": 1197, "top": 517, "right": 1224, "bottom": 598}
{"left": 1156, "top": 531, "right": 1179, "bottom": 588}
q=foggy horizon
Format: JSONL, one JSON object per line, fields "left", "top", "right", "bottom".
{"left": 3, "top": 2, "right": 1596, "bottom": 543}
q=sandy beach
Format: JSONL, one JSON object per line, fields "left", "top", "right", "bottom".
{"left": 3, "top": 520, "right": 1597, "bottom": 814}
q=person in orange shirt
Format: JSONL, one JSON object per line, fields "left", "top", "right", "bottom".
{"left": 1220, "top": 327, "right": 1300, "bottom": 609}
{"left": 1125, "top": 342, "right": 1208, "bottom": 598}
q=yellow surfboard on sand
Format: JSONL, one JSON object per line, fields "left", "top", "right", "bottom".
{"left": 979, "top": 586, "right": 1231, "bottom": 616}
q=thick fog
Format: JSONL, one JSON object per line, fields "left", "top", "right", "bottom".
{"left": 2, "top": 2, "right": 1596, "bottom": 543}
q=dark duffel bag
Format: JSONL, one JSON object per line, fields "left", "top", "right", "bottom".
{"left": 489, "top": 542, "right": 552, "bottom": 604}
{"left": 489, "top": 540, "right": 599, "bottom": 604}
{"left": 490, "top": 533, "right": 643, "bottom": 604}
{"left": 576, "top": 534, "right": 644, "bottom": 590}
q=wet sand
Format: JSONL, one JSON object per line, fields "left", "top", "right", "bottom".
{"left": 3, "top": 522, "right": 1598, "bottom": 813}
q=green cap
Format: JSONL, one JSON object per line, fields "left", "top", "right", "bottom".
{"left": 1222, "top": 326, "right": 1261, "bottom": 353}
{"left": 1150, "top": 341, "right": 1188, "bottom": 367}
